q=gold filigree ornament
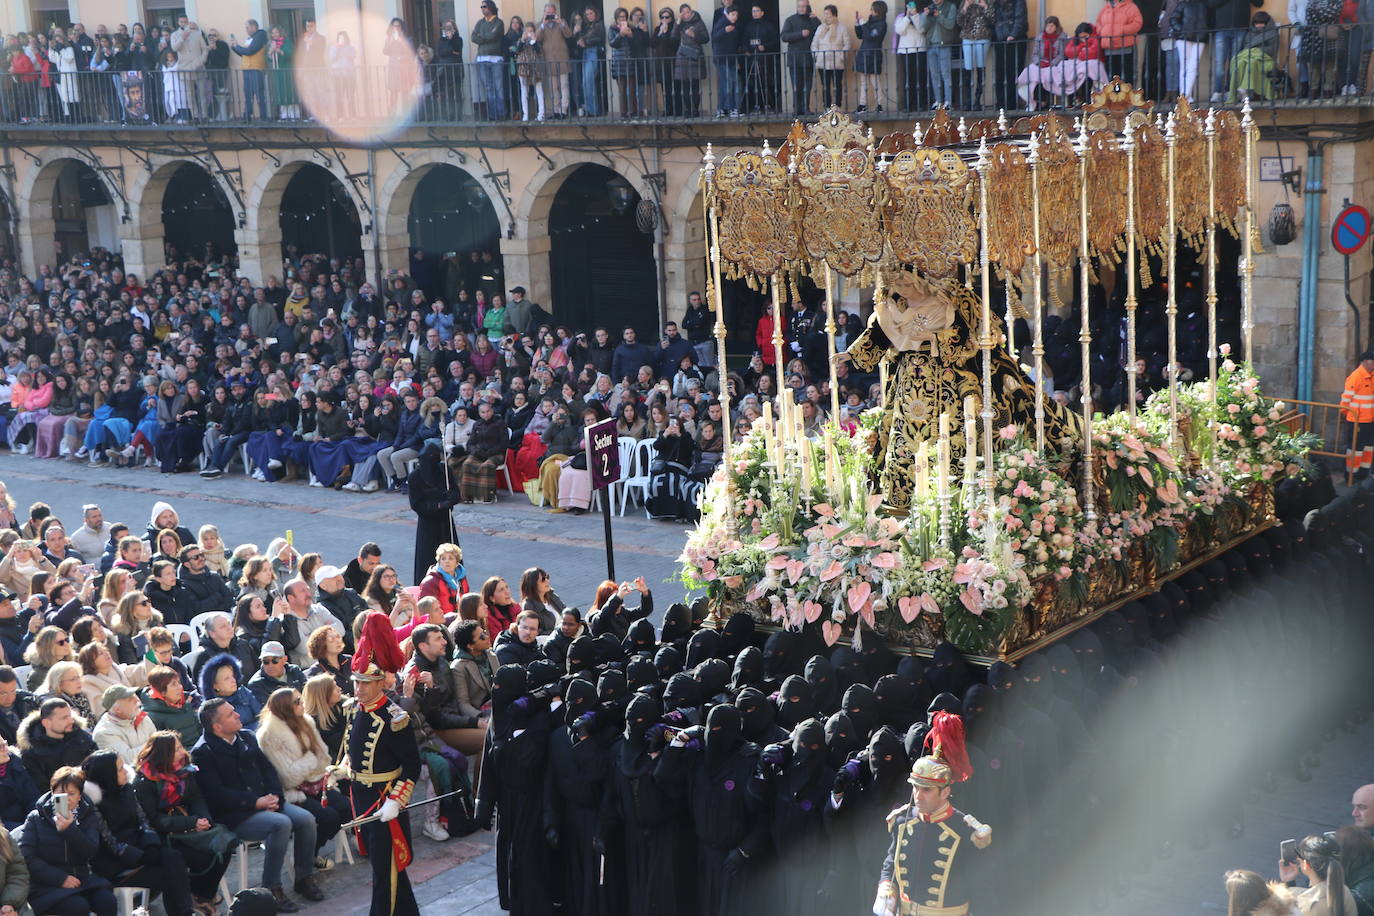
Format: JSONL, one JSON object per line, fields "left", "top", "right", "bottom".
{"left": 1086, "top": 130, "right": 1128, "bottom": 265}
{"left": 795, "top": 108, "right": 885, "bottom": 277}
{"left": 1212, "top": 110, "right": 1245, "bottom": 235}
{"left": 883, "top": 148, "right": 977, "bottom": 279}
{"left": 1082, "top": 77, "right": 1153, "bottom": 132}
{"left": 1171, "top": 97, "right": 1209, "bottom": 251}
{"left": 1133, "top": 119, "right": 1168, "bottom": 285}
{"left": 1034, "top": 131, "right": 1081, "bottom": 270}
{"left": 986, "top": 142, "right": 1032, "bottom": 277}
{"left": 711, "top": 150, "right": 801, "bottom": 281}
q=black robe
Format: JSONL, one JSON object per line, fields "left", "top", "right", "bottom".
{"left": 545, "top": 722, "right": 621, "bottom": 916}
{"left": 407, "top": 445, "right": 459, "bottom": 583}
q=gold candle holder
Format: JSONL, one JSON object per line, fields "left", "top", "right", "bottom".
{"left": 1165, "top": 113, "right": 1180, "bottom": 451}
{"left": 825, "top": 263, "right": 842, "bottom": 424}
{"left": 1029, "top": 133, "right": 1046, "bottom": 455}
{"left": 770, "top": 271, "right": 786, "bottom": 418}
{"left": 976, "top": 138, "right": 996, "bottom": 503}
{"left": 1205, "top": 109, "right": 1219, "bottom": 454}
{"left": 1241, "top": 97, "right": 1257, "bottom": 365}
{"left": 1123, "top": 119, "right": 1139, "bottom": 419}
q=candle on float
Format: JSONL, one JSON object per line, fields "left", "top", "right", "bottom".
{"left": 879, "top": 360, "right": 889, "bottom": 409}
{"left": 963, "top": 396, "right": 978, "bottom": 483}
{"left": 801, "top": 436, "right": 813, "bottom": 493}
{"left": 823, "top": 426, "right": 838, "bottom": 496}
{"left": 916, "top": 439, "right": 930, "bottom": 500}
{"left": 762, "top": 400, "right": 777, "bottom": 468}
{"left": 937, "top": 413, "right": 951, "bottom": 498}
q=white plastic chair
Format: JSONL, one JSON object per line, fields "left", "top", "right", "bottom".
{"left": 115, "top": 885, "right": 153, "bottom": 916}
{"left": 619, "top": 439, "right": 656, "bottom": 517}
{"left": 188, "top": 611, "right": 229, "bottom": 640}
{"left": 164, "top": 623, "right": 196, "bottom": 650}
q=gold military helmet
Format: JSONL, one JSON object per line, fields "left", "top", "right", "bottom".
{"left": 908, "top": 711, "right": 972, "bottom": 788}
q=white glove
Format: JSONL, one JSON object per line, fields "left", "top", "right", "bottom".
{"left": 379, "top": 799, "right": 401, "bottom": 823}
{"left": 872, "top": 881, "right": 896, "bottom": 916}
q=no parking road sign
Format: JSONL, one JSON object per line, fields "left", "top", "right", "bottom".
{"left": 1333, "top": 203, "right": 1372, "bottom": 256}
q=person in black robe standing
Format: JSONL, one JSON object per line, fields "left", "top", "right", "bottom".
{"left": 600, "top": 693, "right": 687, "bottom": 916}
{"left": 655, "top": 704, "right": 767, "bottom": 916}
{"left": 544, "top": 677, "right": 620, "bottom": 916}
{"left": 476, "top": 665, "right": 554, "bottom": 916}
{"left": 406, "top": 441, "right": 459, "bottom": 584}
{"left": 750, "top": 717, "right": 832, "bottom": 916}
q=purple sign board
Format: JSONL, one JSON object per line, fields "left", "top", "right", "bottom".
{"left": 586, "top": 418, "right": 621, "bottom": 490}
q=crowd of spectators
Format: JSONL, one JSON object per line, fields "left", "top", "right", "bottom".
{"left": 0, "top": 244, "right": 893, "bottom": 524}
{"left": 1, "top": 0, "right": 1364, "bottom": 128}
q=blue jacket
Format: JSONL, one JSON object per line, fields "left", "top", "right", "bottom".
{"left": 391, "top": 407, "right": 425, "bottom": 451}
{"left": 18, "top": 794, "right": 129, "bottom": 913}
{"left": 198, "top": 653, "right": 264, "bottom": 730}
{"left": 611, "top": 341, "right": 655, "bottom": 385}
{"left": 0, "top": 760, "right": 37, "bottom": 830}
{"left": 190, "top": 729, "right": 285, "bottom": 828}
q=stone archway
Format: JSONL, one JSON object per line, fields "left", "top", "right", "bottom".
{"left": 510, "top": 152, "right": 660, "bottom": 327}
{"left": 373, "top": 152, "right": 507, "bottom": 288}
{"left": 17, "top": 149, "right": 124, "bottom": 276}
{"left": 123, "top": 159, "right": 240, "bottom": 279}
{"left": 240, "top": 157, "right": 371, "bottom": 285}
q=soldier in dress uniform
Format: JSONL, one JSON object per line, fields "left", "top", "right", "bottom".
{"left": 874, "top": 711, "right": 992, "bottom": 916}
{"left": 338, "top": 659, "right": 423, "bottom": 916}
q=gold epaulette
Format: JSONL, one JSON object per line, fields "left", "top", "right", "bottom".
{"left": 886, "top": 804, "right": 910, "bottom": 832}
{"left": 386, "top": 700, "right": 411, "bottom": 731}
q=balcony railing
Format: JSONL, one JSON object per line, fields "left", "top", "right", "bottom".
{"left": 2, "top": 23, "right": 1366, "bottom": 130}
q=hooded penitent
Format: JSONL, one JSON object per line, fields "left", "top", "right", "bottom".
{"left": 776, "top": 674, "right": 817, "bottom": 730}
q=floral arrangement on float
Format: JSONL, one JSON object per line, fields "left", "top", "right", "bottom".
{"left": 678, "top": 358, "right": 1314, "bottom": 658}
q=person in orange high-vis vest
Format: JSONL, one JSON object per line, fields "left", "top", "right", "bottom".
{"left": 1341, "top": 351, "right": 1374, "bottom": 478}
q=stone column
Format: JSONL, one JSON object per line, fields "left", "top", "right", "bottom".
{"left": 118, "top": 217, "right": 165, "bottom": 281}
{"left": 234, "top": 223, "right": 282, "bottom": 286}
{"left": 500, "top": 234, "right": 552, "bottom": 306}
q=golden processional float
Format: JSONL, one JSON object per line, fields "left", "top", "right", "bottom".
{"left": 680, "top": 82, "right": 1318, "bottom": 663}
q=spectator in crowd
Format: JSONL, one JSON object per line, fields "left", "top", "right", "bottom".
{"left": 313, "top": 564, "right": 366, "bottom": 643}
{"left": 1223, "top": 869, "right": 1301, "bottom": 915}
{"left": 493, "top": 609, "right": 544, "bottom": 667}
{"left": 22, "top": 626, "right": 73, "bottom": 692}
{"left": 923, "top": 0, "right": 959, "bottom": 106}
{"left": 132, "top": 731, "right": 234, "bottom": 911}
{"left": 473, "top": 1, "right": 508, "bottom": 120}
{"left": 247, "top": 640, "right": 306, "bottom": 705}
{"left": 343, "top": 542, "right": 382, "bottom": 593}
{"left": 1278, "top": 834, "right": 1358, "bottom": 916}
{"left": 1094, "top": 0, "right": 1141, "bottom": 81}
{"left": 17, "top": 697, "right": 96, "bottom": 790}
{"left": 279, "top": 579, "right": 344, "bottom": 669}
{"left": 420, "top": 543, "right": 469, "bottom": 619}
{"left": 255, "top": 687, "right": 344, "bottom": 867}
{"left": 518, "top": 565, "right": 564, "bottom": 635}
{"left": 1353, "top": 784, "right": 1374, "bottom": 833}
{"left": 91, "top": 684, "right": 156, "bottom": 761}
{"left": 191, "top": 696, "right": 321, "bottom": 911}
{"left": 0, "top": 735, "right": 37, "bottom": 831}
{"left": 68, "top": 504, "right": 111, "bottom": 563}
{"left": 18, "top": 766, "right": 119, "bottom": 916}
{"left": 303, "top": 625, "right": 352, "bottom": 696}
{"left": 229, "top": 21, "right": 268, "bottom": 120}
{"left": 76, "top": 642, "right": 141, "bottom": 722}
{"left": 138, "top": 665, "right": 200, "bottom": 746}
{"left": 199, "top": 652, "right": 263, "bottom": 730}
{"left": 0, "top": 667, "right": 39, "bottom": 746}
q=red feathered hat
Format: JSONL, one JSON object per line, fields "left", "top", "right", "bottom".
{"left": 909, "top": 710, "right": 973, "bottom": 788}
{"left": 352, "top": 611, "right": 405, "bottom": 675}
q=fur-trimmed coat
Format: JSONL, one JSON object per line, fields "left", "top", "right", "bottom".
{"left": 1252, "top": 882, "right": 1302, "bottom": 916}
{"left": 255, "top": 715, "right": 331, "bottom": 804}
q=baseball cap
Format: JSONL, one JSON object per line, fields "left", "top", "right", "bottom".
{"left": 316, "top": 565, "right": 343, "bottom": 581}
{"left": 101, "top": 684, "right": 137, "bottom": 710}
{"left": 259, "top": 641, "right": 287, "bottom": 660}
{"left": 509, "top": 286, "right": 526, "bottom": 295}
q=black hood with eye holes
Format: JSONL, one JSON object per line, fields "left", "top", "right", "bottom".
{"left": 776, "top": 674, "right": 816, "bottom": 729}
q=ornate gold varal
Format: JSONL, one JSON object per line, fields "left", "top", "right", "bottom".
{"left": 1172, "top": 98, "right": 1209, "bottom": 251}
{"left": 1133, "top": 120, "right": 1169, "bottom": 280}
{"left": 1082, "top": 77, "right": 1154, "bottom": 132}
{"left": 1034, "top": 132, "right": 1082, "bottom": 270}
{"left": 883, "top": 148, "right": 977, "bottom": 280}
{"left": 1087, "top": 131, "right": 1129, "bottom": 265}
{"left": 710, "top": 150, "right": 801, "bottom": 279}
{"left": 795, "top": 108, "right": 885, "bottom": 277}
{"left": 986, "top": 143, "right": 1032, "bottom": 276}
{"left": 1213, "top": 110, "right": 1246, "bottom": 235}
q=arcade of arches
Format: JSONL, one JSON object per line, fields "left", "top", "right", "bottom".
{"left": 6, "top": 139, "right": 707, "bottom": 338}
{"left": 0, "top": 124, "right": 1366, "bottom": 401}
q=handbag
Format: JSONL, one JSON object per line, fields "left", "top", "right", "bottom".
{"left": 166, "top": 822, "right": 237, "bottom": 874}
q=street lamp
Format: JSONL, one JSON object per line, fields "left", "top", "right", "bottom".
{"left": 607, "top": 175, "right": 635, "bottom": 215}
